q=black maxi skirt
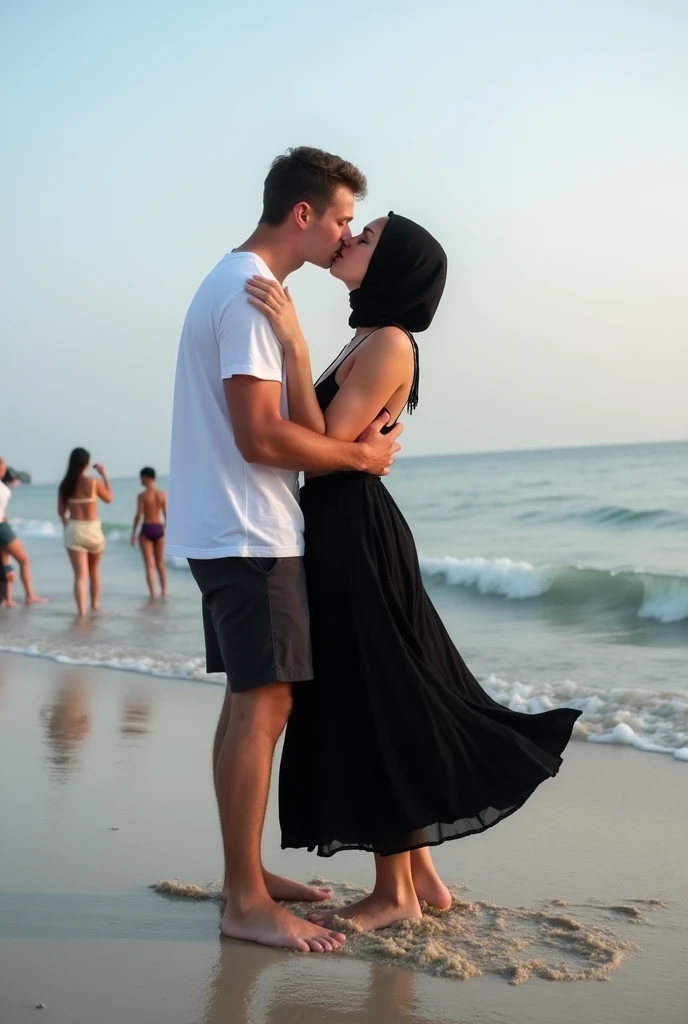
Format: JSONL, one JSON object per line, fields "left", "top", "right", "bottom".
{"left": 279, "top": 472, "right": 581, "bottom": 857}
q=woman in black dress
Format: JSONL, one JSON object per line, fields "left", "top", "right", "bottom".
{"left": 245, "top": 213, "right": 581, "bottom": 931}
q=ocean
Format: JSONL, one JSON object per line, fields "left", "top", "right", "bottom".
{"left": 2, "top": 440, "right": 687, "bottom": 761}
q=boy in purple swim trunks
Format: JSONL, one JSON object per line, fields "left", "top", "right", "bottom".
{"left": 131, "top": 467, "right": 168, "bottom": 598}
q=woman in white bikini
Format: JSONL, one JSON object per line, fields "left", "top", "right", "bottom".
{"left": 57, "top": 448, "right": 113, "bottom": 616}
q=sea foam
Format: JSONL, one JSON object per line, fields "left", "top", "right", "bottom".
{"left": 1, "top": 639, "right": 686, "bottom": 762}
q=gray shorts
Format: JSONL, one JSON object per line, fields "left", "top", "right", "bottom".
{"left": 188, "top": 556, "right": 313, "bottom": 692}
{"left": 0, "top": 521, "right": 16, "bottom": 546}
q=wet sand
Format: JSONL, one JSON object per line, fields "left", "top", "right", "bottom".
{"left": 0, "top": 651, "right": 686, "bottom": 1023}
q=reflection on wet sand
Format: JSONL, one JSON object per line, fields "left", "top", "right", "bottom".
{"left": 196, "top": 929, "right": 423, "bottom": 1024}
{"left": 120, "top": 693, "right": 152, "bottom": 738}
{"left": 37, "top": 672, "right": 154, "bottom": 778}
{"left": 39, "top": 673, "right": 91, "bottom": 779}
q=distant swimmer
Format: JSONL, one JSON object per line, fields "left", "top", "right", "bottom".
{"left": 131, "top": 467, "right": 167, "bottom": 599}
{"left": 57, "top": 448, "right": 113, "bottom": 616}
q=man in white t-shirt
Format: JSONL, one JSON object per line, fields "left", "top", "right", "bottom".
{"left": 167, "top": 148, "right": 401, "bottom": 952}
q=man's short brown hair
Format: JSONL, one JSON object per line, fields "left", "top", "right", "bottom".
{"left": 260, "top": 146, "right": 367, "bottom": 226}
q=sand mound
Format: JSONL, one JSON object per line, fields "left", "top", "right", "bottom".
{"left": 151, "top": 878, "right": 665, "bottom": 984}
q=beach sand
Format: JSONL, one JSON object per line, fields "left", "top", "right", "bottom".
{"left": 0, "top": 651, "right": 686, "bottom": 1023}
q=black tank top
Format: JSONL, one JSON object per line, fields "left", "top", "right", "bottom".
{"left": 313, "top": 329, "right": 410, "bottom": 433}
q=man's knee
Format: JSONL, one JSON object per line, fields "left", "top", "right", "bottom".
{"left": 232, "top": 682, "right": 292, "bottom": 738}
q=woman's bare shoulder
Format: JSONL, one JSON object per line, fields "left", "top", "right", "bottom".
{"left": 358, "top": 326, "right": 414, "bottom": 368}
{"left": 367, "top": 324, "right": 411, "bottom": 345}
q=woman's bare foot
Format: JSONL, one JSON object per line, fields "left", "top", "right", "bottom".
{"left": 221, "top": 900, "right": 346, "bottom": 952}
{"left": 221, "top": 871, "right": 333, "bottom": 904}
{"left": 410, "top": 849, "right": 453, "bottom": 910}
{"left": 307, "top": 891, "right": 423, "bottom": 932}
{"left": 2, "top": 599, "right": 17, "bottom": 608}
{"left": 411, "top": 869, "right": 452, "bottom": 910}
{"left": 26, "top": 595, "right": 48, "bottom": 605}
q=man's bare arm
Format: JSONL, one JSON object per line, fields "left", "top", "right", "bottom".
{"left": 224, "top": 377, "right": 401, "bottom": 476}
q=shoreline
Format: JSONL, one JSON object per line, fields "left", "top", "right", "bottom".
{"left": 1, "top": 640, "right": 687, "bottom": 763}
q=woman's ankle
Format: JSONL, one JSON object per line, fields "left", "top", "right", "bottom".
{"left": 372, "top": 877, "right": 419, "bottom": 907}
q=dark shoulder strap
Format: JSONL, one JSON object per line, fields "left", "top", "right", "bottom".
{"left": 346, "top": 329, "right": 382, "bottom": 357}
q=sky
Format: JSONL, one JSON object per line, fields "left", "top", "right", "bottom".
{"left": 1, "top": 0, "right": 686, "bottom": 482}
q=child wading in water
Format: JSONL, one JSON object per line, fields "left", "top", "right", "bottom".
{"left": 131, "top": 467, "right": 168, "bottom": 598}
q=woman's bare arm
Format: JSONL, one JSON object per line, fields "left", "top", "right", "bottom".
{"left": 242, "top": 276, "right": 409, "bottom": 459}
{"left": 245, "top": 276, "right": 326, "bottom": 433}
{"left": 93, "top": 465, "right": 113, "bottom": 503}
{"left": 282, "top": 345, "right": 327, "bottom": 434}
{"left": 321, "top": 328, "right": 414, "bottom": 442}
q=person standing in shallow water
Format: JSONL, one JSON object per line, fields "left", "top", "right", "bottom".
{"left": 245, "top": 211, "right": 582, "bottom": 932}
{"left": 58, "top": 448, "right": 112, "bottom": 616}
{"left": 131, "top": 467, "right": 168, "bottom": 598}
{"left": 0, "top": 456, "right": 47, "bottom": 606}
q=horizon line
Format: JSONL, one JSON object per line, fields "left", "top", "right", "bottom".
{"left": 21, "top": 436, "right": 688, "bottom": 486}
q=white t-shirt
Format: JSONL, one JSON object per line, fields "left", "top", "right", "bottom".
{"left": 166, "top": 252, "right": 304, "bottom": 559}
{"left": 0, "top": 480, "right": 12, "bottom": 520}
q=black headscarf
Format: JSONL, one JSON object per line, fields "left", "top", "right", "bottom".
{"left": 348, "top": 212, "right": 447, "bottom": 414}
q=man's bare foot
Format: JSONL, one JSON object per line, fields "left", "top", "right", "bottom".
{"left": 307, "top": 891, "right": 423, "bottom": 932}
{"left": 412, "top": 870, "right": 452, "bottom": 910}
{"left": 26, "top": 595, "right": 48, "bottom": 605}
{"left": 221, "top": 900, "right": 346, "bottom": 952}
{"left": 220, "top": 871, "right": 333, "bottom": 904}
{"left": 264, "top": 871, "right": 333, "bottom": 903}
